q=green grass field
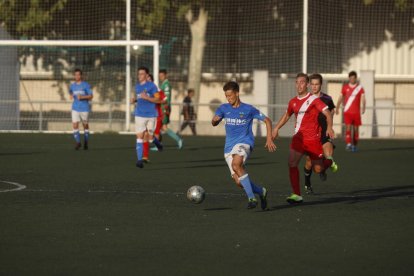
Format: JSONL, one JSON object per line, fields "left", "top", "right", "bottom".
{"left": 1, "top": 133, "right": 413, "bottom": 275}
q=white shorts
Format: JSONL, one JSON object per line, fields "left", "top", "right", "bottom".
{"left": 135, "top": 116, "right": 157, "bottom": 134}
{"left": 71, "top": 111, "right": 89, "bottom": 123}
{"left": 224, "top": 143, "right": 251, "bottom": 176}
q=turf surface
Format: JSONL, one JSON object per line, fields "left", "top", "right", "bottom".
{"left": 0, "top": 133, "right": 413, "bottom": 275}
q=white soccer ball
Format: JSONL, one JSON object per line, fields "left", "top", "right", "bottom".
{"left": 187, "top": 185, "right": 205, "bottom": 204}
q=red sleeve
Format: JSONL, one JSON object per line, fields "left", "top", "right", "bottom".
{"left": 314, "top": 98, "right": 328, "bottom": 112}
{"left": 360, "top": 87, "right": 365, "bottom": 94}
{"left": 341, "top": 84, "right": 347, "bottom": 96}
{"left": 160, "top": 91, "right": 166, "bottom": 100}
{"left": 287, "top": 99, "right": 294, "bottom": 115}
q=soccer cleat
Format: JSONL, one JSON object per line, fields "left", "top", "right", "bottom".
{"left": 247, "top": 198, "right": 258, "bottom": 209}
{"left": 136, "top": 160, "right": 144, "bottom": 168}
{"left": 319, "top": 171, "right": 327, "bottom": 181}
{"left": 346, "top": 144, "right": 352, "bottom": 151}
{"left": 330, "top": 161, "right": 338, "bottom": 173}
{"left": 83, "top": 142, "right": 88, "bottom": 150}
{"left": 75, "top": 142, "right": 82, "bottom": 150}
{"left": 305, "top": 185, "right": 314, "bottom": 194}
{"left": 259, "top": 187, "right": 268, "bottom": 210}
{"left": 142, "top": 157, "right": 150, "bottom": 163}
{"left": 150, "top": 146, "right": 158, "bottom": 152}
{"left": 286, "top": 194, "right": 303, "bottom": 204}
{"left": 351, "top": 145, "right": 358, "bottom": 152}
{"left": 178, "top": 138, "right": 183, "bottom": 149}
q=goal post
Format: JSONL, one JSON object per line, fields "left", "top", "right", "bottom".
{"left": 0, "top": 40, "right": 159, "bottom": 132}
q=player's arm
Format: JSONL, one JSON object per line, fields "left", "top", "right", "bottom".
{"left": 361, "top": 93, "right": 366, "bottom": 114}
{"left": 263, "top": 117, "right": 277, "bottom": 152}
{"left": 141, "top": 92, "right": 163, "bottom": 103}
{"left": 77, "top": 85, "right": 93, "bottom": 100}
{"left": 272, "top": 111, "right": 291, "bottom": 140}
{"left": 335, "top": 94, "right": 343, "bottom": 115}
{"left": 322, "top": 109, "right": 335, "bottom": 139}
{"left": 211, "top": 115, "right": 222, "bottom": 126}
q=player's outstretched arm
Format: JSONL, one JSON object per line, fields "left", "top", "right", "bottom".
{"left": 211, "top": 115, "right": 222, "bottom": 126}
{"left": 361, "top": 94, "right": 366, "bottom": 114}
{"left": 272, "top": 112, "right": 291, "bottom": 140}
{"left": 78, "top": 94, "right": 93, "bottom": 100}
{"left": 322, "top": 109, "right": 335, "bottom": 139}
{"left": 263, "top": 117, "right": 276, "bottom": 152}
{"left": 335, "top": 95, "right": 343, "bottom": 115}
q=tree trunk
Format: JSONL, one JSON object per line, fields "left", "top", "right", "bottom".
{"left": 186, "top": 7, "right": 208, "bottom": 113}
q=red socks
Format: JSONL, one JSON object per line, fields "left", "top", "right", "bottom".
{"left": 323, "top": 158, "right": 333, "bottom": 170}
{"left": 345, "top": 130, "right": 351, "bottom": 144}
{"left": 289, "top": 167, "right": 301, "bottom": 195}
{"left": 143, "top": 141, "right": 149, "bottom": 159}
{"left": 353, "top": 132, "right": 359, "bottom": 146}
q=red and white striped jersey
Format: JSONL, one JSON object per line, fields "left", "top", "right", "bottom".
{"left": 341, "top": 83, "right": 365, "bottom": 114}
{"left": 287, "top": 93, "right": 328, "bottom": 140}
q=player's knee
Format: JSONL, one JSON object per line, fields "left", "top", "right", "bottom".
{"left": 313, "top": 165, "right": 322, "bottom": 173}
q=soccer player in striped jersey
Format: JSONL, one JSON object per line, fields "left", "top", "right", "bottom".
{"left": 304, "top": 74, "right": 339, "bottom": 194}
{"left": 131, "top": 67, "right": 163, "bottom": 168}
{"left": 212, "top": 81, "right": 276, "bottom": 210}
{"left": 69, "top": 68, "right": 93, "bottom": 150}
{"left": 336, "top": 71, "right": 366, "bottom": 152}
{"left": 272, "top": 73, "right": 335, "bottom": 204}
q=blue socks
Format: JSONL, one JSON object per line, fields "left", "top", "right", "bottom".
{"left": 166, "top": 129, "right": 181, "bottom": 143}
{"left": 151, "top": 136, "right": 162, "bottom": 149}
{"left": 250, "top": 181, "right": 264, "bottom": 196}
{"left": 136, "top": 139, "right": 143, "bottom": 160}
{"left": 84, "top": 129, "right": 89, "bottom": 143}
{"left": 73, "top": 129, "right": 81, "bottom": 143}
{"left": 239, "top": 174, "right": 255, "bottom": 199}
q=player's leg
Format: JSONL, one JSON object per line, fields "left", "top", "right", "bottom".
{"left": 322, "top": 141, "right": 338, "bottom": 172}
{"left": 151, "top": 116, "right": 163, "bottom": 152}
{"left": 71, "top": 111, "right": 81, "bottom": 150}
{"left": 162, "top": 116, "right": 183, "bottom": 149}
{"left": 135, "top": 117, "right": 147, "bottom": 168}
{"left": 352, "top": 124, "right": 359, "bottom": 152}
{"left": 147, "top": 118, "right": 163, "bottom": 151}
{"left": 304, "top": 155, "right": 313, "bottom": 194}
{"left": 189, "top": 118, "right": 197, "bottom": 136}
{"left": 80, "top": 112, "right": 90, "bottom": 150}
{"left": 287, "top": 145, "right": 304, "bottom": 203}
{"left": 143, "top": 131, "right": 150, "bottom": 162}
{"left": 345, "top": 123, "right": 352, "bottom": 150}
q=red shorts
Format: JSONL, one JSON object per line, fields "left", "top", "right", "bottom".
{"left": 154, "top": 116, "right": 163, "bottom": 136}
{"left": 344, "top": 112, "right": 361, "bottom": 126}
{"left": 290, "top": 136, "right": 324, "bottom": 160}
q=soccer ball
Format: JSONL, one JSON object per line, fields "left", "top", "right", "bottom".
{"left": 187, "top": 185, "right": 205, "bottom": 204}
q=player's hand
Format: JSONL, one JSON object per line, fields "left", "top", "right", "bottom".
{"left": 335, "top": 108, "right": 340, "bottom": 115}
{"left": 140, "top": 92, "right": 149, "bottom": 100}
{"left": 77, "top": 95, "right": 82, "bottom": 100}
{"left": 265, "top": 138, "right": 277, "bottom": 152}
{"left": 211, "top": 115, "right": 222, "bottom": 126}
{"left": 326, "top": 128, "right": 335, "bottom": 139}
{"left": 271, "top": 128, "right": 279, "bottom": 140}
{"left": 130, "top": 97, "right": 136, "bottom": 104}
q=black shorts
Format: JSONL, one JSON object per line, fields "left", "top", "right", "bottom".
{"left": 321, "top": 135, "right": 335, "bottom": 149}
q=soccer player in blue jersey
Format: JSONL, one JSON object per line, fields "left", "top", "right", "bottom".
{"left": 212, "top": 81, "right": 276, "bottom": 209}
{"left": 69, "top": 68, "right": 93, "bottom": 150}
{"left": 131, "top": 67, "right": 163, "bottom": 168}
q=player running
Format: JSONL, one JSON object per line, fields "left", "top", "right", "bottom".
{"left": 336, "top": 71, "right": 366, "bottom": 152}
{"left": 69, "top": 68, "right": 93, "bottom": 150}
{"left": 304, "top": 74, "right": 339, "bottom": 194}
{"left": 143, "top": 73, "right": 167, "bottom": 163}
{"left": 158, "top": 69, "right": 183, "bottom": 149}
{"left": 272, "top": 73, "right": 335, "bottom": 204}
{"left": 212, "top": 81, "right": 276, "bottom": 210}
{"left": 131, "top": 67, "right": 163, "bottom": 168}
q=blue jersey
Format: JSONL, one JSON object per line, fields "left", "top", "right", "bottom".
{"left": 69, "top": 81, "right": 92, "bottom": 112}
{"left": 215, "top": 102, "right": 266, "bottom": 154}
{"left": 135, "top": 81, "right": 158, "bottom": 118}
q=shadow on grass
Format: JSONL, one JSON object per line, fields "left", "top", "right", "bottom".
{"left": 0, "top": 152, "right": 44, "bottom": 156}
{"left": 204, "top": 207, "right": 232, "bottom": 211}
{"left": 269, "top": 185, "right": 414, "bottom": 211}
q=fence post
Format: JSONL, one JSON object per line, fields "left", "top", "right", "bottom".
{"left": 108, "top": 101, "right": 113, "bottom": 130}
{"left": 39, "top": 102, "right": 43, "bottom": 131}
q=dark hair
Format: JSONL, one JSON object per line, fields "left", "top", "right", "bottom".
{"left": 223, "top": 81, "right": 239, "bottom": 92}
{"left": 138, "top": 66, "right": 149, "bottom": 74}
{"left": 296, "top": 72, "right": 309, "bottom": 82}
{"left": 309, "top": 73, "right": 323, "bottom": 84}
{"left": 159, "top": 69, "right": 167, "bottom": 75}
{"left": 74, "top": 68, "right": 83, "bottom": 75}
{"left": 187, "top": 88, "right": 195, "bottom": 94}
{"left": 148, "top": 74, "right": 154, "bottom": 82}
{"left": 349, "top": 71, "right": 357, "bottom": 78}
